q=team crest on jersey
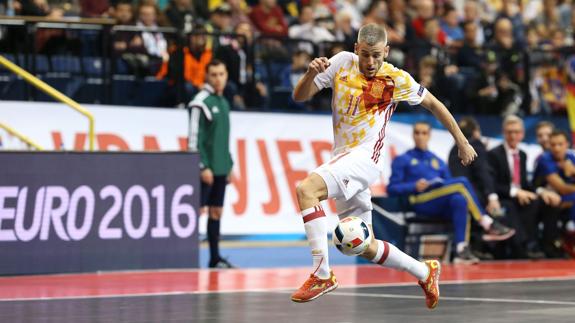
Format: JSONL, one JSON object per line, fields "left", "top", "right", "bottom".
{"left": 212, "top": 106, "right": 220, "bottom": 113}
{"left": 339, "top": 74, "right": 348, "bottom": 82}
{"left": 411, "top": 158, "right": 418, "bottom": 165}
{"left": 370, "top": 79, "right": 385, "bottom": 98}
{"left": 431, "top": 158, "right": 439, "bottom": 169}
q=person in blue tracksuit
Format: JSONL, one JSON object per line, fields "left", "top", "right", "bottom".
{"left": 388, "top": 122, "right": 515, "bottom": 263}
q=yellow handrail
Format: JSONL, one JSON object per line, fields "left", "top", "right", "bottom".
{"left": 0, "top": 55, "right": 95, "bottom": 151}
{"left": 0, "top": 122, "right": 43, "bottom": 150}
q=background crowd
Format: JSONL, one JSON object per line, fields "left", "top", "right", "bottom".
{"left": 2, "top": 0, "right": 575, "bottom": 113}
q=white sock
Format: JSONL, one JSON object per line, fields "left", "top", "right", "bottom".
{"left": 567, "top": 220, "right": 575, "bottom": 232}
{"left": 302, "top": 205, "right": 330, "bottom": 279}
{"left": 480, "top": 215, "right": 493, "bottom": 231}
{"left": 370, "top": 240, "right": 429, "bottom": 281}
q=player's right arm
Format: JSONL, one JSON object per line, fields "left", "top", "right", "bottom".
{"left": 293, "top": 57, "right": 330, "bottom": 102}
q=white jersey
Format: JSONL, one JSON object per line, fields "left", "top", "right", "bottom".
{"left": 313, "top": 51, "right": 427, "bottom": 163}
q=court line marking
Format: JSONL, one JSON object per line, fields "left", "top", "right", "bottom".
{"left": 0, "top": 275, "right": 574, "bottom": 303}
{"left": 329, "top": 292, "right": 575, "bottom": 306}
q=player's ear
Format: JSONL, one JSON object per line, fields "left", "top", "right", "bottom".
{"left": 383, "top": 45, "right": 390, "bottom": 59}
{"left": 354, "top": 43, "right": 358, "bottom": 55}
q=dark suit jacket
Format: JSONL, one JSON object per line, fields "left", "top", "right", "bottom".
{"left": 487, "top": 144, "right": 532, "bottom": 199}
{"left": 449, "top": 138, "right": 495, "bottom": 202}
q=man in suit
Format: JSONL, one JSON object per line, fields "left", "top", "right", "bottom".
{"left": 487, "top": 115, "right": 559, "bottom": 258}
{"left": 449, "top": 117, "right": 502, "bottom": 215}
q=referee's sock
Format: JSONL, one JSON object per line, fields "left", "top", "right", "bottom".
{"left": 207, "top": 218, "right": 221, "bottom": 263}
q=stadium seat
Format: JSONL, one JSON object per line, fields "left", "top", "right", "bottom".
{"left": 82, "top": 57, "right": 103, "bottom": 76}
{"left": 51, "top": 56, "right": 81, "bottom": 74}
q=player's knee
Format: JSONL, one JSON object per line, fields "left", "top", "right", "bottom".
{"left": 296, "top": 175, "right": 327, "bottom": 202}
{"left": 209, "top": 208, "right": 223, "bottom": 220}
{"left": 450, "top": 193, "right": 467, "bottom": 208}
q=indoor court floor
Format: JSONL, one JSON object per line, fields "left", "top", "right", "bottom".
{"left": 1, "top": 260, "right": 574, "bottom": 323}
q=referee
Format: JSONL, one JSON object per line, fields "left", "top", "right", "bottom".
{"left": 188, "top": 59, "right": 234, "bottom": 268}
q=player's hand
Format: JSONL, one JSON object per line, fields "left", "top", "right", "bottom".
{"left": 516, "top": 189, "right": 537, "bottom": 206}
{"left": 539, "top": 189, "right": 562, "bottom": 207}
{"left": 457, "top": 142, "right": 477, "bottom": 166}
{"left": 308, "top": 57, "right": 330, "bottom": 76}
{"left": 201, "top": 168, "right": 214, "bottom": 185}
{"left": 415, "top": 179, "right": 430, "bottom": 192}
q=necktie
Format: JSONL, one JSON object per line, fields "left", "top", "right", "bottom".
{"left": 512, "top": 152, "right": 521, "bottom": 186}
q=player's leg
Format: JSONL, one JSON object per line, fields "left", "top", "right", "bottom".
{"left": 410, "top": 192, "right": 477, "bottom": 264}
{"left": 291, "top": 149, "right": 373, "bottom": 303}
{"left": 345, "top": 191, "right": 441, "bottom": 309}
{"left": 413, "top": 178, "right": 515, "bottom": 241}
{"left": 205, "top": 176, "right": 233, "bottom": 268}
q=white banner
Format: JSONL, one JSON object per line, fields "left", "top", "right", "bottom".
{"left": 0, "top": 101, "right": 542, "bottom": 234}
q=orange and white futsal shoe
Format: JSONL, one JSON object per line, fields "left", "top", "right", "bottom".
{"left": 291, "top": 271, "right": 338, "bottom": 303}
{"left": 418, "top": 260, "right": 441, "bottom": 309}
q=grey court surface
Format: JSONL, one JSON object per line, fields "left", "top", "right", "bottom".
{"left": 1, "top": 280, "right": 574, "bottom": 323}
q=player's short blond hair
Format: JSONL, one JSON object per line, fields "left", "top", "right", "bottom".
{"left": 357, "top": 23, "right": 387, "bottom": 46}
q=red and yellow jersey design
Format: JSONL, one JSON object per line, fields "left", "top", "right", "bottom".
{"left": 314, "top": 51, "right": 427, "bottom": 161}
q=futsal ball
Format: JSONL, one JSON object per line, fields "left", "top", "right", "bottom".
{"left": 332, "top": 216, "right": 372, "bottom": 256}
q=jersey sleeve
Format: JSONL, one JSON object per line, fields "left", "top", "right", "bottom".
{"left": 392, "top": 69, "right": 427, "bottom": 106}
{"left": 313, "top": 51, "right": 350, "bottom": 90}
{"left": 539, "top": 154, "right": 559, "bottom": 177}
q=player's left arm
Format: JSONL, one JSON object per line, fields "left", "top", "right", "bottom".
{"left": 420, "top": 92, "right": 477, "bottom": 166}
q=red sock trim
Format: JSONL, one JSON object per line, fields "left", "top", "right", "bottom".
{"left": 312, "top": 256, "right": 324, "bottom": 276}
{"left": 303, "top": 205, "right": 326, "bottom": 223}
{"left": 377, "top": 241, "right": 390, "bottom": 265}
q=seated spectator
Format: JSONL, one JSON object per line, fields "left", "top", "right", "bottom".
{"left": 468, "top": 53, "right": 521, "bottom": 116}
{"left": 411, "top": 0, "right": 446, "bottom": 45}
{"left": 487, "top": 115, "right": 560, "bottom": 259}
{"left": 440, "top": 5, "right": 463, "bottom": 46}
{"left": 288, "top": 5, "right": 334, "bottom": 42}
{"left": 416, "top": 56, "right": 439, "bottom": 95}
{"left": 336, "top": 0, "right": 362, "bottom": 30}
{"left": 135, "top": 2, "right": 169, "bottom": 75}
{"left": 249, "top": 0, "right": 288, "bottom": 37}
{"left": 333, "top": 10, "right": 357, "bottom": 52}
{"left": 531, "top": 122, "right": 565, "bottom": 257}
{"left": 456, "top": 21, "right": 483, "bottom": 73}
{"left": 536, "top": 131, "right": 575, "bottom": 238}
{"left": 157, "top": 25, "right": 212, "bottom": 104}
{"left": 497, "top": 0, "right": 525, "bottom": 47}
{"left": 164, "top": 0, "right": 197, "bottom": 29}
{"left": 486, "top": 17, "right": 523, "bottom": 85}
{"left": 362, "top": 0, "right": 387, "bottom": 26}
{"left": 228, "top": 0, "right": 252, "bottom": 28}
{"left": 462, "top": 0, "right": 488, "bottom": 46}
{"left": 207, "top": 4, "right": 234, "bottom": 49}
{"left": 387, "top": 122, "right": 515, "bottom": 264}
{"left": 448, "top": 117, "right": 502, "bottom": 214}
{"left": 386, "top": 0, "right": 414, "bottom": 45}
{"left": 111, "top": 0, "right": 143, "bottom": 60}
{"left": 215, "top": 21, "right": 268, "bottom": 109}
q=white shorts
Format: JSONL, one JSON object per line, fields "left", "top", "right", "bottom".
{"left": 313, "top": 147, "right": 382, "bottom": 224}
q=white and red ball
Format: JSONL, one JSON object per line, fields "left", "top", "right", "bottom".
{"left": 332, "top": 216, "right": 372, "bottom": 256}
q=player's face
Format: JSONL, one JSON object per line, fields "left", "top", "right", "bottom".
{"left": 503, "top": 122, "right": 524, "bottom": 149}
{"left": 550, "top": 135, "right": 569, "bottom": 160}
{"left": 413, "top": 124, "right": 431, "bottom": 150}
{"left": 536, "top": 125, "right": 553, "bottom": 151}
{"left": 354, "top": 41, "right": 389, "bottom": 79}
{"left": 206, "top": 64, "right": 228, "bottom": 95}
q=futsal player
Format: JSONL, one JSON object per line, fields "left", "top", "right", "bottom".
{"left": 290, "top": 23, "right": 477, "bottom": 308}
